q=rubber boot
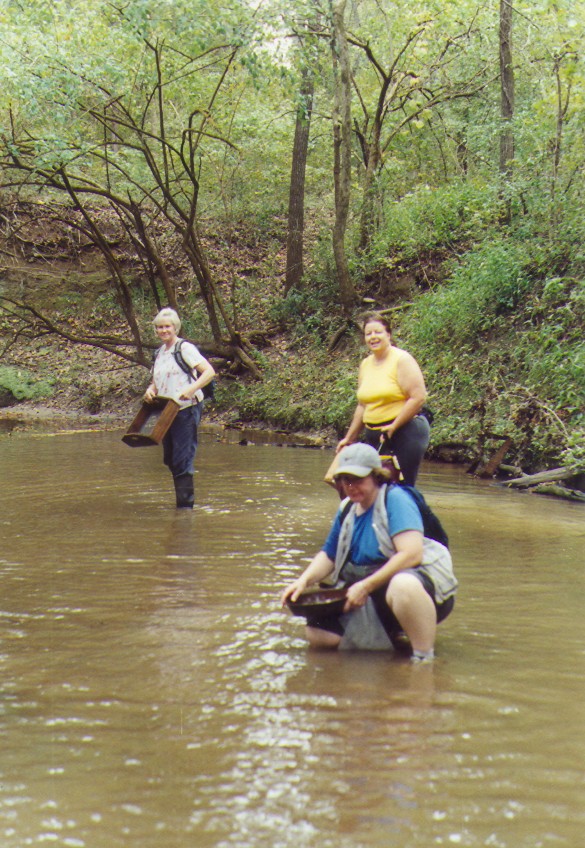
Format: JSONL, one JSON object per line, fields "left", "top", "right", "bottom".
{"left": 173, "top": 473, "right": 194, "bottom": 509}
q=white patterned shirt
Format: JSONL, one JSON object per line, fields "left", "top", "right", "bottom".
{"left": 153, "top": 340, "right": 205, "bottom": 408}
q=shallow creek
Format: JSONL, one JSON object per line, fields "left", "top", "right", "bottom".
{"left": 0, "top": 428, "right": 584, "bottom": 847}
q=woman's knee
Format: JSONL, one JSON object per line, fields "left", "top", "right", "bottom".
{"left": 306, "top": 626, "right": 341, "bottom": 650}
{"left": 387, "top": 573, "right": 432, "bottom": 609}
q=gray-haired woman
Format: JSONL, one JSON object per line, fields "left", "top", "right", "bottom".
{"left": 144, "top": 308, "right": 215, "bottom": 508}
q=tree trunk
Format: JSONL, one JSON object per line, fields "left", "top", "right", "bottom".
{"left": 330, "top": 0, "right": 357, "bottom": 314}
{"left": 358, "top": 126, "right": 381, "bottom": 250}
{"left": 550, "top": 55, "right": 571, "bottom": 235}
{"left": 182, "top": 231, "right": 225, "bottom": 342}
{"left": 285, "top": 70, "right": 314, "bottom": 294}
{"left": 499, "top": 0, "right": 515, "bottom": 222}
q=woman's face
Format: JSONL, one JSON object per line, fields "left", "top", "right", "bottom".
{"left": 337, "top": 473, "right": 379, "bottom": 510}
{"left": 155, "top": 320, "right": 178, "bottom": 347}
{"left": 364, "top": 320, "right": 391, "bottom": 354}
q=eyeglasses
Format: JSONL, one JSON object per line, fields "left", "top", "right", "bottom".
{"left": 335, "top": 474, "right": 366, "bottom": 485}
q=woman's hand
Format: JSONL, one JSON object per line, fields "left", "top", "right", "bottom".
{"left": 379, "top": 422, "right": 397, "bottom": 440}
{"left": 336, "top": 436, "right": 352, "bottom": 454}
{"left": 178, "top": 385, "right": 200, "bottom": 401}
{"left": 281, "top": 552, "right": 335, "bottom": 608}
{"left": 280, "top": 577, "right": 309, "bottom": 608}
{"left": 344, "top": 580, "right": 370, "bottom": 610}
{"left": 337, "top": 404, "right": 365, "bottom": 453}
{"left": 144, "top": 385, "right": 158, "bottom": 403}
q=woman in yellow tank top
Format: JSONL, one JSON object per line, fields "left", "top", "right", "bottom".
{"left": 336, "top": 313, "right": 430, "bottom": 486}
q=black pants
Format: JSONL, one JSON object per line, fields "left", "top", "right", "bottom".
{"left": 363, "top": 415, "right": 430, "bottom": 487}
{"left": 162, "top": 403, "right": 202, "bottom": 477}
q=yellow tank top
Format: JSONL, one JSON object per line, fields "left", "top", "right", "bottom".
{"left": 356, "top": 347, "right": 407, "bottom": 425}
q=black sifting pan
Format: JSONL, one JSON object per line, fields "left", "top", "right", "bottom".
{"left": 286, "top": 587, "right": 348, "bottom": 618}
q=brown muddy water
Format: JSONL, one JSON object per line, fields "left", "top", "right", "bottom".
{"left": 0, "top": 427, "right": 584, "bottom": 848}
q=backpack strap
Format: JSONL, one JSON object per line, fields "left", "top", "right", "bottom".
{"left": 152, "top": 340, "right": 193, "bottom": 377}
{"left": 339, "top": 496, "right": 352, "bottom": 526}
{"left": 175, "top": 339, "right": 216, "bottom": 400}
{"left": 173, "top": 340, "right": 194, "bottom": 381}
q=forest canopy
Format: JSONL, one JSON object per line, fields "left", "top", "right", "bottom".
{"left": 0, "top": 0, "right": 583, "bottom": 473}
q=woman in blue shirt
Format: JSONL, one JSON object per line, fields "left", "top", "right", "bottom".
{"left": 281, "top": 443, "right": 457, "bottom": 662}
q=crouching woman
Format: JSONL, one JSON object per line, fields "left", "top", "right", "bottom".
{"left": 280, "top": 443, "right": 457, "bottom": 662}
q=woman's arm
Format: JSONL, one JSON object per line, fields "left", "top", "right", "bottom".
{"left": 336, "top": 402, "right": 366, "bottom": 453}
{"left": 280, "top": 551, "right": 335, "bottom": 607}
{"left": 380, "top": 352, "right": 427, "bottom": 439}
{"left": 344, "top": 530, "right": 423, "bottom": 609}
{"left": 179, "top": 358, "right": 216, "bottom": 401}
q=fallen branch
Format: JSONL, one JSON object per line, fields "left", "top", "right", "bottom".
{"left": 0, "top": 295, "right": 263, "bottom": 377}
{"left": 499, "top": 464, "right": 525, "bottom": 478}
{"left": 506, "top": 467, "right": 577, "bottom": 488}
{"left": 531, "top": 483, "right": 585, "bottom": 503}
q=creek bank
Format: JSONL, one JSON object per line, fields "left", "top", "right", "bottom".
{"left": 0, "top": 400, "right": 329, "bottom": 449}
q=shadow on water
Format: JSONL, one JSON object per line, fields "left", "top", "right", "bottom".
{"left": 0, "top": 429, "right": 584, "bottom": 847}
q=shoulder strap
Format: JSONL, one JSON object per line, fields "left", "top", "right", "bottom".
{"left": 339, "top": 496, "right": 352, "bottom": 526}
{"left": 173, "top": 340, "right": 195, "bottom": 380}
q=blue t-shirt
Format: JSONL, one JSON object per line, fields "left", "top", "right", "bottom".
{"left": 322, "top": 486, "right": 423, "bottom": 566}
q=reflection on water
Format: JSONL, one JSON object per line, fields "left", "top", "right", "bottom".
{"left": 0, "top": 430, "right": 584, "bottom": 847}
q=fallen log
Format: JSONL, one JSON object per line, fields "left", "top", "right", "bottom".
{"left": 499, "top": 464, "right": 525, "bottom": 478}
{"left": 531, "top": 483, "right": 585, "bottom": 503}
{"left": 506, "top": 467, "right": 577, "bottom": 489}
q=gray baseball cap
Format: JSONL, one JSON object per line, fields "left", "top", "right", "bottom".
{"left": 334, "top": 443, "right": 381, "bottom": 478}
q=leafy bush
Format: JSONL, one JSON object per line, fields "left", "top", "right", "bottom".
{"left": 267, "top": 287, "right": 338, "bottom": 344}
{"left": 365, "top": 180, "right": 498, "bottom": 264}
{"left": 0, "top": 366, "right": 54, "bottom": 404}
{"left": 561, "top": 428, "right": 585, "bottom": 470}
{"left": 395, "top": 251, "right": 584, "bottom": 470}
{"left": 225, "top": 346, "right": 360, "bottom": 435}
{"left": 407, "top": 238, "right": 535, "bottom": 349}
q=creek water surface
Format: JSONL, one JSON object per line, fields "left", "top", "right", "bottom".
{"left": 0, "top": 428, "right": 584, "bottom": 848}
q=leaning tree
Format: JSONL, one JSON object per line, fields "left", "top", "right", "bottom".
{"left": 0, "top": 1, "right": 261, "bottom": 375}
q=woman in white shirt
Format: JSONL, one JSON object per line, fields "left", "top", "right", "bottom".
{"left": 144, "top": 308, "right": 216, "bottom": 508}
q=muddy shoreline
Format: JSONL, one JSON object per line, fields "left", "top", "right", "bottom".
{"left": 0, "top": 401, "right": 330, "bottom": 448}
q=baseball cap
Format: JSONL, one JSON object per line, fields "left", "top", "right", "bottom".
{"left": 334, "top": 443, "right": 382, "bottom": 478}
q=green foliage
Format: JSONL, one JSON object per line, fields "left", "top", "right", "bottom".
{"left": 324, "top": 368, "right": 358, "bottom": 430}
{"left": 0, "top": 366, "right": 54, "bottom": 402}
{"left": 225, "top": 344, "right": 360, "bottom": 434}
{"left": 267, "top": 281, "right": 340, "bottom": 347}
{"left": 395, "top": 253, "right": 585, "bottom": 470}
{"left": 378, "top": 182, "right": 498, "bottom": 253}
{"left": 561, "top": 429, "right": 585, "bottom": 470}
{"left": 407, "top": 238, "right": 536, "bottom": 348}
{"left": 521, "top": 277, "right": 585, "bottom": 416}
{"left": 269, "top": 289, "right": 322, "bottom": 333}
